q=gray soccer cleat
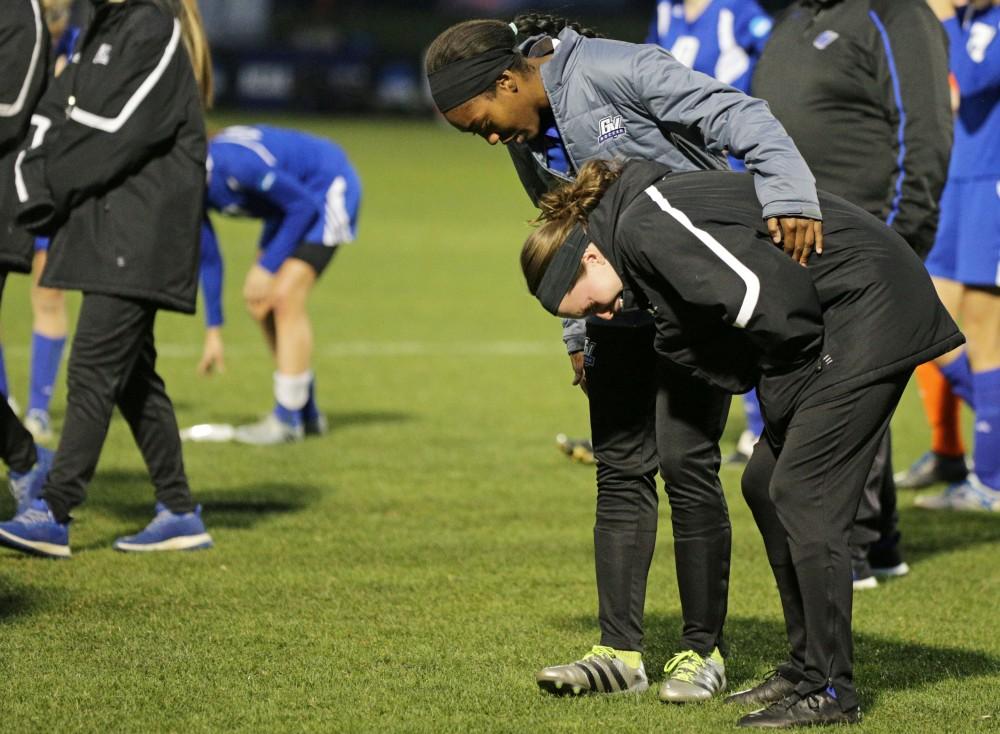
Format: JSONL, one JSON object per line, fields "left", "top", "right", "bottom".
{"left": 233, "top": 414, "right": 303, "bottom": 445}
{"left": 915, "top": 474, "right": 1000, "bottom": 512}
{"left": 658, "top": 648, "right": 726, "bottom": 703}
{"left": 536, "top": 646, "right": 649, "bottom": 696}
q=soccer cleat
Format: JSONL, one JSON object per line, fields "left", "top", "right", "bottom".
{"left": 536, "top": 646, "right": 648, "bottom": 696}
{"left": 894, "top": 451, "right": 968, "bottom": 489}
{"left": 725, "top": 669, "right": 798, "bottom": 707}
{"left": 914, "top": 474, "right": 1000, "bottom": 512}
{"left": 304, "top": 412, "right": 329, "bottom": 437}
{"left": 0, "top": 498, "right": 70, "bottom": 558}
{"left": 23, "top": 409, "right": 54, "bottom": 444}
{"left": 8, "top": 445, "right": 53, "bottom": 511}
{"left": 851, "top": 556, "right": 878, "bottom": 591}
{"left": 658, "top": 648, "right": 726, "bottom": 703}
{"left": 555, "top": 433, "right": 596, "bottom": 465}
{"left": 113, "top": 503, "right": 213, "bottom": 552}
{"left": 868, "top": 539, "right": 910, "bottom": 579}
{"left": 233, "top": 413, "right": 303, "bottom": 445}
{"left": 7, "top": 395, "right": 21, "bottom": 417}
{"left": 726, "top": 429, "right": 759, "bottom": 465}
{"left": 737, "top": 691, "right": 860, "bottom": 728}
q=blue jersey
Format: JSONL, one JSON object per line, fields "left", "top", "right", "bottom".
{"left": 646, "top": 0, "right": 772, "bottom": 94}
{"left": 944, "top": 4, "right": 1000, "bottom": 179}
{"left": 201, "top": 125, "right": 361, "bottom": 326}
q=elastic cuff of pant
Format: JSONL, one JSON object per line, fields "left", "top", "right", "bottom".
{"left": 777, "top": 662, "right": 804, "bottom": 684}
{"left": 42, "top": 493, "right": 71, "bottom": 525}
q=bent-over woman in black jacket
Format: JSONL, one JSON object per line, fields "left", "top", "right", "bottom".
{"left": 520, "top": 160, "right": 963, "bottom": 729}
{"left": 0, "top": 0, "right": 215, "bottom": 558}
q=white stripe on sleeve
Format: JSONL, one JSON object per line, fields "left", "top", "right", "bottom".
{"left": 643, "top": 185, "right": 760, "bottom": 328}
{"left": 68, "top": 19, "right": 181, "bottom": 133}
{"left": 0, "top": 0, "right": 43, "bottom": 118}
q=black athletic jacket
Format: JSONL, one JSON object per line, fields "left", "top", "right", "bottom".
{"left": 751, "top": 0, "right": 952, "bottom": 257}
{"left": 14, "top": 0, "right": 205, "bottom": 313}
{"left": 585, "top": 162, "right": 963, "bottom": 400}
{"left": 0, "top": 0, "right": 49, "bottom": 274}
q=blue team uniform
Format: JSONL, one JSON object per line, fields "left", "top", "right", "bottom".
{"left": 925, "top": 4, "right": 1000, "bottom": 287}
{"left": 646, "top": 0, "right": 772, "bottom": 94}
{"left": 201, "top": 125, "right": 362, "bottom": 327}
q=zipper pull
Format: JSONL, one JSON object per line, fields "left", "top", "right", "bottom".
{"left": 65, "top": 95, "right": 76, "bottom": 120}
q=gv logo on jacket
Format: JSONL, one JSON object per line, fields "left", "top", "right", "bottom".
{"left": 598, "top": 114, "right": 627, "bottom": 144}
{"left": 93, "top": 43, "right": 113, "bottom": 65}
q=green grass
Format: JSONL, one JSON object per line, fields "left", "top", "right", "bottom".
{"left": 0, "top": 117, "right": 998, "bottom": 732}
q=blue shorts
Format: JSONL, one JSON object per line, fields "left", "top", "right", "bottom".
{"left": 303, "top": 168, "right": 362, "bottom": 247}
{"left": 34, "top": 237, "right": 49, "bottom": 252}
{"left": 925, "top": 176, "right": 1000, "bottom": 287}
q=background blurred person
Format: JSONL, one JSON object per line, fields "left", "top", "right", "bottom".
{"left": 199, "top": 124, "right": 362, "bottom": 445}
{"left": 0, "top": 0, "right": 215, "bottom": 558}
{"left": 915, "top": 0, "right": 1000, "bottom": 512}
{"left": 0, "top": 0, "right": 54, "bottom": 515}
{"left": 426, "top": 11, "right": 821, "bottom": 702}
{"left": 647, "top": 0, "right": 774, "bottom": 464}
{"left": 752, "top": 0, "right": 953, "bottom": 588}
{"left": 22, "top": 0, "right": 82, "bottom": 445}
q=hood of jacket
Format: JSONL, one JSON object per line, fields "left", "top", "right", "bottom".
{"left": 586, "top": 160, "right": 673, "bottom": 272}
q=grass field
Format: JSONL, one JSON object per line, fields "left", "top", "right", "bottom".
{"left": 0, "top": 117, "right": 997, "bottom": 732}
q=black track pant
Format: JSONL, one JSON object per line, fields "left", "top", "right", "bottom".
{"left": 741, "top": 372, "right": 910, "bottom": 712}
{"left": 586, "top": 321, "right": 731, "bottom": 655}
{"left": 42, "top": 293, "right": 195, "bottom": 523}
{"left": 0, "top": 274, "right": 37, "bottom": 474}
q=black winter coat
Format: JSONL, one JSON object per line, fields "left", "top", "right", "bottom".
{"left": 15, "top": 0, "right": 205, "bottom": 313}
{"left": 0, "top": 0, "right": 49, "bottom": 274}
{"left": 752, "top": 0, "right": 952, "bottom": 257}
{"left": 585, "top": 162, "right": 964, "bottom": 399}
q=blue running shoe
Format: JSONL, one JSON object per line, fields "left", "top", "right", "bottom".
{"left": 113, "top": 503, "right": 213, "bottom": 552}
{"left": 9, "top": 445, "right": 53, "bottom": 511}
{"left": 0, "top": 498, "right": 70, "bottom": 558}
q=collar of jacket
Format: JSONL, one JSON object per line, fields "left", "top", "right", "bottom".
{"left": 537, "top": 27, "right": 583, "bottom": 102}
{"left": 586, "top": 160, "right": 676, "bottom": 309}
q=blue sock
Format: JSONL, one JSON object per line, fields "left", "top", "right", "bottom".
{"left": 28, "top": 332, "right": 66, "bottom": 414}
{"left": 972, "top": 368, "right": 1000, "bottom": 490}
{"left": 0, "top": 344, "right": 8, "bottom": 397}
{"left": 301, "top": 377, "right": 320, "bottom": 423}
{"left": 939, "top": 352, "right": 974, "bottom": 407}
{"left": 273, "top": 402, "right": 303, "bottom": 427}
{"left": 743, "top": 389, "right": 764, "bottom": 438}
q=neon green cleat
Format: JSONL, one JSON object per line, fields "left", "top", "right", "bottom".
{"left": 536, "top": 645, "right": 648, "bottom": 696}
{"left": 658, "top": 648, "right": 726, "bottom": 703}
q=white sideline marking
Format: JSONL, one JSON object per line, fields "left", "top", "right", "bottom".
{"left": 1, "top": 341, "right": 565, "bottom": 359}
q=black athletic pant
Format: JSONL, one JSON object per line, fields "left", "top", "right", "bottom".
{"left": 852, "top": 431, "right": 900, "bottom": 558}
{"left": 741, "top": 371, "right": 911, "bottom": 712}
{"left": 586, "top": 320, "right": 731, "bottom": 655}
{"left": 42, "top": 293, "right": 195, "bottom": 524}
{"left": 0, "top": 273, "right": 37, "bottom": 474}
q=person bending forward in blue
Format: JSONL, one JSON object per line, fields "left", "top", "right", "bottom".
{"left": 200, "top": 125, "right": 362, "bottom": 444}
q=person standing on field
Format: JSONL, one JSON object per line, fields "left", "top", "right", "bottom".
{"left": 0, "top": 0, "right": 215, "bottom": 558}
{"left": 751, "top": 0, "right": 953, "bottom": 590}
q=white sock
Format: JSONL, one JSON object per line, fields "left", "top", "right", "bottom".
{"left": 273, "top": 370, "right": 312, "bottom": 411}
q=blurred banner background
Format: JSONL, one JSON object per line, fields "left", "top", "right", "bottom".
{"left": 72, "top": 1, "right": 795, "bottom": 114}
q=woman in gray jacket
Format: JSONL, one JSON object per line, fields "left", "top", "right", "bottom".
{"left": 425, "top": 13, "right": 821, "bottom": 701}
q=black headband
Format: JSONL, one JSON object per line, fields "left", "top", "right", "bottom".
{"left": 428, "top": 47, "right": 517, "bottom": 113}
{"left": 535, "top": 224, "right": 590, "bottom": 315}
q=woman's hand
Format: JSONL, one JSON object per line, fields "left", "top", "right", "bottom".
{"left": 766, "top": 216, "right": 824, "bottom": 266}
{"left": 570, "top": 351, "right": 588, "bottom": 395}
{"left": 198, "top": 327, "right": 225, "bottom": 376}
{"left": 243, "top": 264, "right": 275, "bottom": 320}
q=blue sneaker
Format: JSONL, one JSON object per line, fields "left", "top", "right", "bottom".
{"left": 0, "top": 498, "right": 70, "bottom": 558}
{"left": 8, "top": 445, "right": 53, "bottom": 511}
{"left": 113, "top": 503, "right": 213, "bottom": 552}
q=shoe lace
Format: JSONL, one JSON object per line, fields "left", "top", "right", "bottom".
{"left": 584, "top": 645, "right": 616, "bottom": 661}
{"left": 663, "top": 650, "right": 704, "bottom": 682}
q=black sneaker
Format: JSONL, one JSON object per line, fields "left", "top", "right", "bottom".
{"left": 725, "top": 669, "right": 797, "bottom": 707}
{"left": 851, "top": 554, "right": 878, "bottom": 591}
{"left": 868, "top": 534, "right": 910, "bottom": 579}
{"left": 737, "top": 691, "right": 860, "bottom": 728}
{"left": 894, "top": 451, "right": 968, "bottom": 489}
